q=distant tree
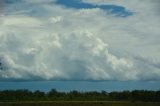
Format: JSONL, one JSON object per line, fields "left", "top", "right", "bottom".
{"left": 101, "top": 90, "right": 107, "bottom": 96}
{"left": 0, "top": 89, "right": 160, "bottom": 102}
{"left": 33, "top": 90, "right": 45, "bottom": 100}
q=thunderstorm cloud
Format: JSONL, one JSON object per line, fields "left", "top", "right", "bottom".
{"left": 0, "top": 0, "right": 160, "bottom": 81}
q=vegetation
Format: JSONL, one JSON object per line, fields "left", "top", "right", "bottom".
{"left": 0, "top": 101, "right": 160, "bottom": 106}
{"left": 0, "top": 89, "right": 160, "bottom": 102}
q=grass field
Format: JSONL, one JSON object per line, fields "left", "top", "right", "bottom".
{"left": 0, "top": 101, "right": 160, "bottom": 106}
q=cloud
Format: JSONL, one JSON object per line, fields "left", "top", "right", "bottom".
{"left": 2, "top": 16, "right": 43, "bottom": 27}
{"left": 55, "top": 0, "right": 132, "bottom": 17}
{"left": 0, "top": 0, "right": 160, "bottom": 81}
{"left": 0, "top": 30, "right": 133, "bottom": 81}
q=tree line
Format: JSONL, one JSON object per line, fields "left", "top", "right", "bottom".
{"left": 0, "top": 89, "right": 160, "bottom": 102}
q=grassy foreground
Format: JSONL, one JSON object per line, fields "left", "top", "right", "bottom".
{"left": 0, "top": 101, "right": 160, "bottom": 106}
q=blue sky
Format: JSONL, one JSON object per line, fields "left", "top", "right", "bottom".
{"left": 0, "top": 0, "right": 160, "bottom": 90}
{"left": 55, "top": 0, "right": 132, "bottom": 17}
{"left": 0, "top": 81, "right": 160, "bottom": 92}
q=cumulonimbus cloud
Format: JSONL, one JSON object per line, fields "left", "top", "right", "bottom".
{"left": 0, "top": 30, "right": 134, "bottom": 81}
{"left": 0, "top": 0, "right": 160, "bottom": 81}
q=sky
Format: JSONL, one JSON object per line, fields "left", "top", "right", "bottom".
{"left": 0, "top": 0, "right": 160, "bottom": 86}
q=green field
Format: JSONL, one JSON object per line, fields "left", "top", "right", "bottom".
{"left": 0, "top": 101, "right": 160, "bottom": 106}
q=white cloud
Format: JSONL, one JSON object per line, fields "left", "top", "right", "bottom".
{"left": 2, "top": 16, "right": 43, "bottom": 27}
{"left": 50, "top": 16, "right": 63, "bottom": 23}
{"left": 0, "top": 0, "right": 160, "bottom": 81}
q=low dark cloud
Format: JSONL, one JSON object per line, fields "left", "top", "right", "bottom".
{"left": 134, "top": 56, "right": 160, "bottom": 69}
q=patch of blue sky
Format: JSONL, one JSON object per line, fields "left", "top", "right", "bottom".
{"left": 0, "top": 81, "right": 160, "bottom": 92}
{"left": 3, "top": 0, "right": 133, "bottom": 17}
{"left": 55, "top": 0, "right": 133, "bottom": 17}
